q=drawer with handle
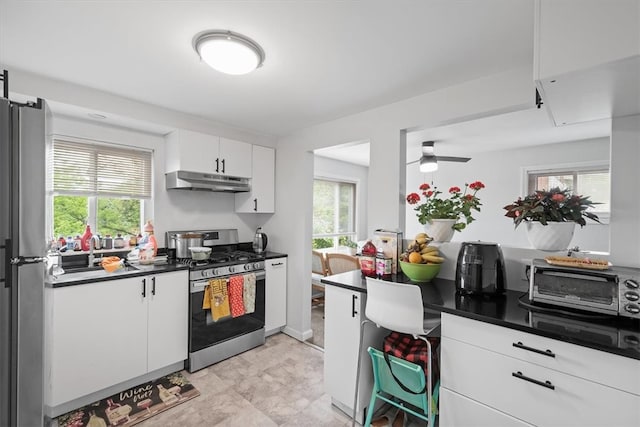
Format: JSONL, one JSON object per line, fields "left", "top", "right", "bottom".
{"left": 441, "top": 336, "right": 640, "bottom": 427}
{"left": 441, "top": 313, "right": 640, "bottom": 395}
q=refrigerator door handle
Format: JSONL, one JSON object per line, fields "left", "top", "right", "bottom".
{"left": 10, "top": 256, "right": 46, "bottom": 266}
{"left": 1, "top": 238, "right": 11, "bottom": 287}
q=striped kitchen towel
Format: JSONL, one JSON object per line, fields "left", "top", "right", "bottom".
{"left": 243, "top": 273, "right": 256, "bottom": 314}
{"left": 228, "top": 275, "right": 245, "bottom": 318}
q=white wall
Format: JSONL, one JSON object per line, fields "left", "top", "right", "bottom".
{"left": 269, "top": 67, "right": 535, "bottom": 340}
{"left": 405, "top": 137, "right": 610, "bottom": 252}
{"left": 313, "top": 156, "right": 369, "bottom": 242}
{"left": 51, "top": 116, "right": 265, "bottom": 246}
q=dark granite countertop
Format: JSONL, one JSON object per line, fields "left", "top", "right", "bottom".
{"left": 321, "top": 270, "right": 640, "bottom": 360}
{"left": 260, "top": 251, "right": 288, "bottom": 260}
{"left": 46, "top": 262, "right": 190, "bottom": 288}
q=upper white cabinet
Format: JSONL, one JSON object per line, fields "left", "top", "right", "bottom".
{"left": 534, "top": 0, "right": 640, "bottom": 126}
{"left": 235, "top": 145, "right": 275, "bottom": 213}
{"left": 219, "top": 137, "right": 253, "bottom": 178}
{"left": 166, "top": 129, "right": 252, "bottom": 178}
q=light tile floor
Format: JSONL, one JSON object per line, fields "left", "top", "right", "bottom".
{"left": 138, "top": 333, "right": 351, "bottom": 426}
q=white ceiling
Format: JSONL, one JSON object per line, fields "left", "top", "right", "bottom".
{"left": 313, "top": 106, "right": 611, "bottom": 167}
{"left": 1, "top": 0, "right": 534, "bottom": 137}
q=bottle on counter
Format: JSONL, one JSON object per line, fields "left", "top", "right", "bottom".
{"left": 73, "top": 235, "right": 82, "bottom": 251}
{"left": 376, "top": 248, "right": 392, "bottom": 279}
{"left": 80, "top": 225, "right": 92, "bottom": 251}
{"left": 129, "top": 233, "right": 137, "bottom": 248}
{"left": 359, "top": 240, "right": 377, "bottom": 277}
{"left": 113, "top": 233, "right": 125, "bottom": 249}
{"left": 57, "top": 236, "right": 66, "bottom": 250}
{"left": 66, "top": 236, "right": 74, "bottom": 251}
{"left": 103, "top": 234, "right": 113, "bottom": 250}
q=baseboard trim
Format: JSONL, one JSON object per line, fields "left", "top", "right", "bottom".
{"left": 282, "top": 326, "right": 314, "bottom": 342}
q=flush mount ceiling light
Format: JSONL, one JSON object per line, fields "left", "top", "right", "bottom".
{"left": 408, "top": 141, "right": 472, "bottom": 173}
{"left": 193, "top": 30, "right": 265, "bottom": 75}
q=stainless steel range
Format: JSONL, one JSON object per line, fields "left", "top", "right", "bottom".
{"left": 167, "top": 229, "right": 266, "bottom": 372}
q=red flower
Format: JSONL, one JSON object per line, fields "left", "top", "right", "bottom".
{"left": 419, "top": 183, "right": 430, "bottom": 191}
{"left": 469, "top": 181, "right": 485, "bottom": 190}
{"left": 449, "top": 186, "right": 461, "bottom": 194}
{"left": 551, "top": 193, "right": 565, "bottom": 202}
{"left": 406, "top": 193, "right": 420, "bottom": 204}
{"left": 465, "top": 194, "right": 474, "bottom": 201}
{"left": 426, "top": 191, "right": 434, "bottom": 197}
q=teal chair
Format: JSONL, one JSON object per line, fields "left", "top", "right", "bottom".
{"left": 364, "top": 347, "right": 439, "bottom": 426}
{"left": 352, "top": 277, "right": 440, "bottom": 427}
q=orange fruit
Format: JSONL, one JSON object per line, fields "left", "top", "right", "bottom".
{"left": 408, "top": 251, "right": 423, "bottom": 264}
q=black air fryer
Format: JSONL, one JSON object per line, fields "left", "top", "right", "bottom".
{"left": 455, "top": 241, "right": 506, "bottom": 295}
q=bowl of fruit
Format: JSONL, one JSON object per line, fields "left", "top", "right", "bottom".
{"left": 399, "top": 232, "right": 444, "bottom": 282}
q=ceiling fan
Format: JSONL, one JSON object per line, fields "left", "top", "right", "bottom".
{"left": 407, "top": 141, "right": 471, "bottom": 172}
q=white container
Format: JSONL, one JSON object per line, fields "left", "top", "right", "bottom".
{"left": 189, "top": 246, "right": 211, "bottom": 260}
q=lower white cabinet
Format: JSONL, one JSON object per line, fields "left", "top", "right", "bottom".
{"left": 440, "top": 313, "right": 640, "bottom": 427}
{"left": 324, "top": 285, "right": 387, "bottom": 423}
{"left": 439, "top": 388, "right": 533, "bottom": 427}
{"left": 45, "top": 270, "right": 188, "bottom": 409}
{"left": 265, "top": 257, "right": 287, "bottom": 335}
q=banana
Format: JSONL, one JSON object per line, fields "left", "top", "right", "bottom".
{"left": 422, "top": 254, "right": 445, "bottom": 263}
{"left": 416, "top": 237, "right": 428, "bottom": 245}
{"left": 420, "top": 246, "right": 439, "bottom": 255}
{"left": 415, "top": 232, "right": 429, "bottom": 240}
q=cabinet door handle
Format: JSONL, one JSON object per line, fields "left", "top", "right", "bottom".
{"left": 1, "top": 238, "right": 11, "bottom": 288}
{"left": 513, "top": 341, "right": 555, "bottom": 358}
{"left": 142, "top": 278, "right": 146, "bottom": 298}
{"left": 351, "top": 294, "right": 358, "bottom": 317}
{"left": 215, "top": 158, "right": 219, "bottom": 173}
{"left": 221, "top": 158, "right": 225, "bottom": 173}
{"left": 253, "top": 198, "right": 258, "bottom": 211}
{"left": 512, "top": 371, "right": 555, "bottom": 390}
{"left": 151, "top": 276, "right": 156, "bottom": 296}
{"left": 271, "top": 262, "right": 283, "bottom": 266}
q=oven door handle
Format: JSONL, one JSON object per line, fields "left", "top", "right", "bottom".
{"left": 191, "top": 271, "right": 266, "bottom": 293}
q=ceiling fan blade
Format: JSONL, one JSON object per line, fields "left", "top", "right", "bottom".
{"left": 437, "top": 156, "right": 471, "bottom": 163}
{"left": 406, "top": 159, "right": 420, "bottom": 165}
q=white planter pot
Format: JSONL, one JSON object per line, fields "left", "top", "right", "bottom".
{"left": 525, "top": 222, "right": 576, "bottom": 251}
{"left": 425, "top": 219, "right": 457, "bottom": 243}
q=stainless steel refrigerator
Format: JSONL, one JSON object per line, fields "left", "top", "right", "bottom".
{"left": 0, "top": 96, "right": 47, "bottom": 426}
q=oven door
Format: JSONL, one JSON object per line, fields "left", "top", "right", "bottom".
{"left": 189, "top": 270, "right": 266, "bottom": 354}
{"left": 531, "top": 267, "right": 618, "bottom": 315}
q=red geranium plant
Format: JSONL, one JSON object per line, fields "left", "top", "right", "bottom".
{"left": 406, "top": 181, "right": 485, "bottom": 231}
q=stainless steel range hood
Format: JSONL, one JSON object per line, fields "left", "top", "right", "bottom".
{"left": 165, "top": 171, "right": 251, "bottom": 192}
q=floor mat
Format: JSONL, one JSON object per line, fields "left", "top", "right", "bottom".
{"left": 55, "top": 371, "right": 199, "bottom": 427}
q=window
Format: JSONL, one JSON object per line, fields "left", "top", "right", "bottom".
{"left": 49, "top": 139, "right": 152, "bottom": 240}
{"left": 526, "top": 164, "right": 610, "bottom": 215}
{"left": 312, "top": 179, "right": 357, "bottom": 250}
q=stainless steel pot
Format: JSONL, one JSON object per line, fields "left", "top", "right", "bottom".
{"left": 171, "top": 232, "right": 203, "bottom": 258}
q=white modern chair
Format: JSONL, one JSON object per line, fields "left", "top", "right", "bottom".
{"left": 352, "top": 277, "right": 441, "bottom": 427}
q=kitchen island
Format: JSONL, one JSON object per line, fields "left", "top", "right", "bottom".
{"left": 322, "top": 270, "right": 640, "bottom": 426}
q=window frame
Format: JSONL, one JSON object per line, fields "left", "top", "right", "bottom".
{"left": 312, "top": 176, "right": 358, "bottom": 251}
{"left": 522, "top": 160, "right": 610, "bottom": 224}
{"left": 47, "top": 135, "right": 153, "bottom": 240}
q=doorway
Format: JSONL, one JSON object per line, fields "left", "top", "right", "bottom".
{"left": 308, "top": 141, "right": 370, "bottom": 348}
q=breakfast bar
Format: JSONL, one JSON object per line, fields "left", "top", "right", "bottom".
{"left": 321, "top": 270, "right": 640, "bottom": 426}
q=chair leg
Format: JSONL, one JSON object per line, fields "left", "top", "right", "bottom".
{"left": 363, "top": 389, "right": 379, "bottom": 427}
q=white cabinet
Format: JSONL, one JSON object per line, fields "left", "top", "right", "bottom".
{"left": 166, "top": 129, "right": 252, "bottom": 178}
{"left": 324, "top": 285, "right": 387, "bottom": 423}
{"left": 534, "top": 0, "right": 640, "bottom": 125}
{"left": 235, "top": 145, "right": 275, "bottom": 213}
{"left": 146, "top": 272, "right": 189, "bottom": 372}
{"left": 219, "top": 137, "right": 252, "bottom": 178}
{"left": 46, "top": 270, "right": 188, "bottom": 409}
{"left": 439, "top": 313, "right": 640, "bottom": 427}
{"left": 439, "top": 388, "right": 533, "bottom": 427}
{"left": 264, "top": 257, "right": 287, "bottom": 335}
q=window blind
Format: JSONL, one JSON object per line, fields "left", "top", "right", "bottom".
{"left": 52, "top": 139, "right": 152, "bottom": 198}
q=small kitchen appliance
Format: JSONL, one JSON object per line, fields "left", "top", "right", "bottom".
{"left": 166, "top": 228, "right": 266, "bottom": 372}
{"left": 455, "top": 241, "right": 506, "bottom": 295}
{"left": 252, "top": 227, "right": 268, "bottom": 254}
{"left": 529, "top": 259, "right": 640, "bottom": 319}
